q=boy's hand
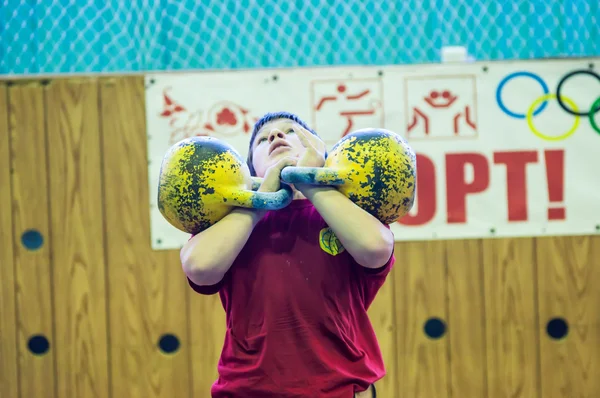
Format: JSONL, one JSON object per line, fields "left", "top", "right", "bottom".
{"left": 296, "top": 126, "right": 326, "bottom": 168}
{"left": 258, "top": 157, "right": 298, "bottom": 192}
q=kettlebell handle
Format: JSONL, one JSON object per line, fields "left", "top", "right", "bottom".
{"left": 221, "top": 177, "right": 293, "bottom": 210}
{"left": 250, "top": 177, "right": 263, "bottom": 191}
{"left": 280, "top": 166, "right": 347, "bottom": 186}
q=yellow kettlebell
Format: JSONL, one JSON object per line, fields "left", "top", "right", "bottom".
{"left": 280, "top": 128, "right": 416, "bottom": 224}
{"left": 158, "top": 136, "right": 293, "bottom": 235}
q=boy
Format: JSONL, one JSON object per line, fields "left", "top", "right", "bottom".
{"left": 180, "top": 111, "right": 395, "bottom": 397}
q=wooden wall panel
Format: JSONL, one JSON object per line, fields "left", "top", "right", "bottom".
{"left": 46, "top": 79, "right": 110, "bottom": 398}
{"left": 8, "top": 81, "right": 56, "bottom": 398}
{"left": 100, "top": 76, "right": 190, "bottom": 398}
{"left": 395, "top": 241, "right": 449, "bottom": 398}
{"left": 367, "top": 249, "right": 398, "bottom": 398}
{"left": 0, "top": 83, "right": 19, "bottom": 398}
{"left": 483, "top": 239, "right": 540, "bottom": 398}
{"left": 1, "top": 75, "right": 600, "bottom": 398}
{"left": 446, "top": 239, "right": 487, "bottom": 397}
{"left": 188, "top": 292, "right": 226, "bottom": 398}
{"left": 537, "top": 236, "right": 600, "bottom": 398}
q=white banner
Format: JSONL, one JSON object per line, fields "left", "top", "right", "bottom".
{"left": 145, "top": 58, "right": 600, "bottom": 250}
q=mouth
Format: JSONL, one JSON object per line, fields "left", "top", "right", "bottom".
{"left": 269, "top": 141, "right": 291, "bottom": 155}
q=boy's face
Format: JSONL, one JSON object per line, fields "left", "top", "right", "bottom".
{"left": 250, "top": 118, "right": 307, "bottom": 177}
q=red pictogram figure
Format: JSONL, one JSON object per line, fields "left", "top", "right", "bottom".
{"left": 203, "top": 103, "right": 253, "bottom": 136}
{"left": 315, "top": 84, "right": 378, "bottom": 138}
{"left": 407, "top": 89, "right": 476, "bottom": 136}
{"left": 159, "top": 88, "right": 254, "bottom": 145}
{"left": 159, "top": 88, "right": 186, "bottom": 122}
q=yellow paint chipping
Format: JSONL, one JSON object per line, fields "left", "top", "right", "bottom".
{"left": 324, "top": 131, "right": 416, "bottom": 224}
{"left": 157, "top": 139, "right": 254, "bottom": 234}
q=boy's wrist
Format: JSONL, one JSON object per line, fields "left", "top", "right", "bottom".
{"left": 296, "top": 184, "right": 336, "bottom": 200}
{"left": 231, "top": 207, "right": 266, "bottom": 224}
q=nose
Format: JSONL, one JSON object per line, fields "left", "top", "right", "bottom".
{"left": 268, "top": 129, "right": 285, "bottom": 142}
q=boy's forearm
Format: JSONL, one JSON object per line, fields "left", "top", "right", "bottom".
{"left": 298, "top": 185, "right": 394, "bottom": 268}
{"left": 180, "top": 208, "right": 263, "bottom": 285}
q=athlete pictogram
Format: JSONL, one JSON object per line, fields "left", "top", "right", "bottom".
{"left": 311, "top": 79, "right": 384, "bottom": 144}
{"left": 406, "top": 89, "right": 476, "bottom": 136}
{"left": 159, "top": 88, "right": 255, "bottom": 145}
{"left": 403, "top": 75, "right": 478, "bottom": 140}
{"left": 496, "top": 69, "right": 600, "bottom": 140}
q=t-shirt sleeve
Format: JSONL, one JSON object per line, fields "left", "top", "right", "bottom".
{"left": 357, "top": 250, "right": 395, "bottom": 309}
{"left": 187, "top": 276, "right": 223, "bottom": 295}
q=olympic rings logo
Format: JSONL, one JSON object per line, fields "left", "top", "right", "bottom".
{"left": 496, "top": 70, "right": 600, "bottom": 141}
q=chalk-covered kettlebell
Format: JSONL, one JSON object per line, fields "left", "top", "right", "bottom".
{"left": 158, "top": 136, "right": 293, "bottom": 234}
{"left": 281, "top": 128, "right": 416, "bottom": 224}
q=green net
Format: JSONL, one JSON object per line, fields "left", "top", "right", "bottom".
{"left": 1, "top": 0, "right": 598, "bottom": 76}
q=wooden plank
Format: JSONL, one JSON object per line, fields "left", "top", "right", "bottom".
{"left": 45, "top": 78, "right": 110, "bottom": 398}
{"left": 0, "top": 83, "right": 19, "bottom": 398}
{"left": 100, "top": 76, "right": 190, "bottom": 398}
{"left": 8, "top": 81, "right": 56, "bottom": 398}
{"left": 482, "top": 238, "right": 540, "bottom": 398}
{"left": 395, "top": 241, "right": 449, "bottom": 398}
{"left": 445, "top": 239, "right": 487, "bottom": 397}
{"left": 189, "top": 292, "right": 226, "bottom": 397}
{"left": 366, "top": 249, "right": 397, "bottom": 397}
{"left": 537, "top": 235, "right": 600, "bottom": 397}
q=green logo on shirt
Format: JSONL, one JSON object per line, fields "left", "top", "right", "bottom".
{"left": 319, "top": 227, "right": 345, "bottom": 256}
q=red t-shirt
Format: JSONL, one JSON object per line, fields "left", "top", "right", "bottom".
{"left": 187, "top": 199, "right": 395, "bottom": 398}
